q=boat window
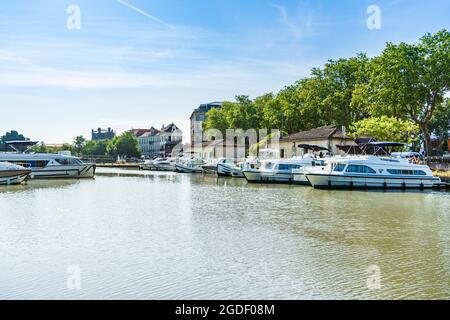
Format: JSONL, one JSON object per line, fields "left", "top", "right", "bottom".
{"left": 278, "top": 164, "right": 302, "bottom": 171}
{"left": 35, "top": 161, "right": 47, "bottom": 168}
{"left": 346, "top": 165, "right": 376, "bottom": 174}
{"left": 17, "top": 162, "right": 31, "bottom": 168}
{"left": 387, "top": 169, "right": 424, "bottom": 175}
{"left": 333, "top": 163, "right": 346, "bottom": 172}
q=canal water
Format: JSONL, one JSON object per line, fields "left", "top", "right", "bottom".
{"left": 0, "top": 168, "right": 449, "bottom": 299}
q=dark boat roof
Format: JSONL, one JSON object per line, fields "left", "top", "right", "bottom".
{"left": 366, "top": 142, "right": 405, "bottom": 147}
{"left": 5, "top": 141, "right": 39, "bottom": 153}
{"left": 5, "top": 140, "right": 39, "bottom": 145}
{"left": 338, "top": 138, "right": 404, "bottom": 156}
{"left": 298, "top": 144, "right": 330, "bottom": 152}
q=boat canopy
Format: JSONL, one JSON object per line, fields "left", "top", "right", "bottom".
{"left": 366, "top": 142, "right": 405, "bottom": 148}
{"left": 5, "top": 140, "right": 39, "bottom": 153}
{"left": 337, "top": 138, "right": 404, "bottom": 156}
{"left": 298, "top": 144, "right": 330, "bottom": 152}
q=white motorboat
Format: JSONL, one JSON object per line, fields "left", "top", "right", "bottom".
{"left": 243, "top": 155, "right": 316, "bottom": 184}
{"left": 216, "top": 158, "right": 238, "bottom": 177}
{"left": 292, "top": 158, "right": 328, "bottom": 185}
{"left": 152, "top": 158, "right": 176, "bottom": 171}
{"left": 201, "top": 160, "right": 219, "bottom": 174}
{"left": 140, "top": 159, "right": 157, "bottom": 170}
{"left": 0, "top": 162, "right": 31, "bottom": 185}
{"left": 175, "top": 157, "right": 205, "bottom": 173}
{"left": 305, "top": 155, "right": 441, "bottom": 189}
{"left": 231, "top": 158, "right": 261, "bottom": 178}
{"left": 0, "top": 141, "right": 96, "bottom": 179}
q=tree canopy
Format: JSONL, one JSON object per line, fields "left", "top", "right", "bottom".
{"left": 0, "top": 130, "right": 28, "bottom": 151}
{"left": 202, "top": 30, "right": 450, "bottom": 155}
{"left": 352, "top": 29, "right": 450, "bottom": 155}
{"left": 350, "top": 116, "right": 419, "bottom": 145}
{"left": 106, "top": 132, "right": 141, "bottom": 158}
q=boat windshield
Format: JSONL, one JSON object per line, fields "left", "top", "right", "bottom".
{"left": 332, "top": 163, "right": 346, "bottom": 172}
{"left": 261, "top": 162, "right": 274, "bottom": 170}
{"left": 55, "top": 158, "right": 83, "bottom": 165}
{"left": 222, "top": 159, "right": 235, "bottom": 165}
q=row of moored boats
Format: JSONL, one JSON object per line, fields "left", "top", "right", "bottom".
{"left": 0, "top": 140, "right": 445, "bottom": 190}
{"left": 141, "top": 142, "right": 444, "bottom": 190}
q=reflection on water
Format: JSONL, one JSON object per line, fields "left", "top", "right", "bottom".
{"left": 0, "top": 168, "right": 449, "bottom": 300}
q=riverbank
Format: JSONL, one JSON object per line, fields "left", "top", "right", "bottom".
{"left": 434, "top": 170, "right": 450, "bottom": 183}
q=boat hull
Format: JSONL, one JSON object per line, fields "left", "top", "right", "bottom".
{"left": 217, "top": 163, "right": 233, "bottom": 177}
{"left": 292, "top": 172, "right": 311, "bottom": 186}
{"left": 230, "top": 168, "right": 245, "bottom": 178}
{"left": 243, "top": 171, "right": 293, "bottom": 184}
{"left": 306, "top": 173, "right": 440, "bottom": 189}
{"left": 29, "top": 164, "right": 96, "bottom": 179}
{"left": 201, "top": 164, "right": 217, "bottom": 174}
{"left": 140, "top": 164, "right": 155, "bottom": 170}
{"left": 153, "top": 164, "right": 175, "bottom": 172}
{"left": 0, "top": 170, "right": 31, "bottom": 185}
{"left": 175, "top": 164, "right": 203, "bottom": 173}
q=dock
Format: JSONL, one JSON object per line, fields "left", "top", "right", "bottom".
{"left": 96, "top": 163, "right": 141, "bottom": 169}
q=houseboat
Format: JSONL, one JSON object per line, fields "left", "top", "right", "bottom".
{"left": 0, "top": 141, "right": 96, "bottom": 179}
{"left": 305, "top": 155, "right": 441, "bottom": 189}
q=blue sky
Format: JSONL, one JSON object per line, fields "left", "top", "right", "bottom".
{"left": 1, "top": 0, "right": 449, "bottom": 143}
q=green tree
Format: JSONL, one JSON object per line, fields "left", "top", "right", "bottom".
{"left": 73, "top": 136, "right": 86, "bottom": 156}
{"left": 31, "top": 142, "right": 49, "bottom": 153}
{"left": 203, "top": 106, "right": 229, "bottom": 135}
{"left": 298, "top": 54, "right": 370, "bottom": 129}
{"left": 350, "top": 116, "right": 420, "bottom": 145}
{"left": 107, "top": 132, "right": 141, "bottom": 158}
{"left": 428, "top": 98, "right": 450, "bottom": 151}
{"left": 353, "top": 30, "right": 450, "bottom": 156}
{"left": 83, "top": 140, "right": 108, "bottom": 156}
{"left": 0, "top": 130, "right": 28, "bottom": 151}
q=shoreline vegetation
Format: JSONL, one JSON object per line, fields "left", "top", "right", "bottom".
{"left": 203, "top": 30, "right": 450, "bottom": 156}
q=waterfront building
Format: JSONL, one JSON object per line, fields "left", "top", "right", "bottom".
{"left": 137, "top": 124, "right": 183, "bottom": 158}
{"left": 190, "top": 102, "right": 223, "bottom": 146}
{"left": 188, "top": 139, "right": 247, "bottom": 161}
{"left": 91, "top": 128, "right": 116, "bottom": 141}
{"left": 279, "top": 125, "right": 355, "bottom": 158}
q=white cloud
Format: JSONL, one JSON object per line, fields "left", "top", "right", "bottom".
{"left": 115, "top": 0, "right": 175, "bottom": 29}
{"left": 271, "top": 2, "right": 315, "bottom": 40}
